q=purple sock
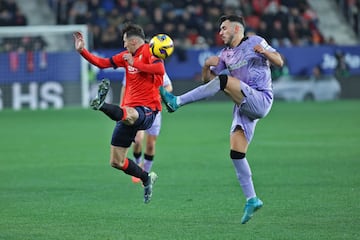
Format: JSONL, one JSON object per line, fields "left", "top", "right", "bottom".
{"left": 143, "top": 160, "right": 153, "bottom": 173}
{"left": 143, "top": 154, "right": 154, "bottom": 173}
{"left": 232, "top": 157, "right": 256, "bottom": 200}
{"left": 178, "top": 77, "right": 220, "bottom": 106}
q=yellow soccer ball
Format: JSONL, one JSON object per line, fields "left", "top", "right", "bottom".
{"left": 149, "top": 34, "right": 174, "bottom": 59}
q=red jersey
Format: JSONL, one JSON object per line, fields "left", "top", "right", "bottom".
{"left": 81, "top": 43, "right": 164, "bottom": 111}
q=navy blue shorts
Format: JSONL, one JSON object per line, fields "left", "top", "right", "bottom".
{"left": 111, "top": 106, "right": 158, "bottom": 148}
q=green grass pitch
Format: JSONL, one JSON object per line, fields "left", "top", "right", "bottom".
{"left": 1, "top": 100, "right": 359, "bottom": 240}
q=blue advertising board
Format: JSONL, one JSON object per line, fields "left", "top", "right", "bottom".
{"left": 1, "top": 45, "right": 359, "bottom": 84}
{"left": 0, "top": 52, "right": 80, "bottom": 83}
{"left": 0, "top": 51, "right": 82, "bottom": 110}
{"left": 92, "top": 45, "right": 360, "bottom": 81}
{"left": 1, "top": 45, "right": 359, "bottom": 110}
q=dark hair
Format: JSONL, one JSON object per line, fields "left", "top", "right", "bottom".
{"left": 122, "top": 23, "right": 145, "bottom": 40}
{"left": 219, "top": 15, "right": 246, "bottom": 27}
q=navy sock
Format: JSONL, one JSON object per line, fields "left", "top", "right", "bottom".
{"left": 123, "top": 158, "right": 148, "bottom": 183}
{"left": 100, "top": 103, "right": 124, "bottom": 121}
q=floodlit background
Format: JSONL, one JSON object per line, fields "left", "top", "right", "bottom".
{"left": 0, "top": 1, "right": 359, "bottom": 239}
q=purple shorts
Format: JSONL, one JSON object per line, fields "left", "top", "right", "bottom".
{"left": 230, "top": 81, "right": 273, "bottom": 143}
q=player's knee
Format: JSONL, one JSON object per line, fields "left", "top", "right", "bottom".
{"left": 230, "top": 150, "right": 246, "bottom": 159}
{"left": 146, "top": 141, "right": 156, "bottom": 153}
{"left": 122, "top": 107, "right": 139, "bottom": 125}
{"left": 146, "top": 145, "right": 155, "bottom": 154}
{"left": 219, "top": 74, "right": 228, "bottom": 91}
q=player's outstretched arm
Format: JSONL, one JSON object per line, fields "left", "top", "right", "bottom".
{"left": 73, "top": 31, "right": 112, "bottom": 69}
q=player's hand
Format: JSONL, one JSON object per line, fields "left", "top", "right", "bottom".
{"left": 254, "top": 44, "right": 265, "bottom": 54}
{"left": 73, "top": 31, "right": 85, "bottom": 53}
{"left": 204, "top": 56, "right": 219, "bottom": 67}
{"left": 123, "top": 53, "right": 134, "bottom": 66}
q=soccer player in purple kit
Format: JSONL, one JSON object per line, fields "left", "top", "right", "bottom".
{"left": 160, "top": 14, "right": 284, "bottom": 224}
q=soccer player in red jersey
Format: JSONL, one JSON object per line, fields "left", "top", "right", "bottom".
{"left": 73, "top": 24, "right": 164, "bottom": 203}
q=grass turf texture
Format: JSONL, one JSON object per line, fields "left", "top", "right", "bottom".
{"left": 1, "top": 100, "right": 359, "bottom": 240}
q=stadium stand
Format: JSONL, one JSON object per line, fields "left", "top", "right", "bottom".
{"left": 0, "top": 0, "right": 27, "bottom": 26}
{"left": 44, "top": 0, "right": 332, "bottom": 49}
{"left": 309, "top": 0, "right": 358, "bottom": 45}
{"left": 0, "top": 0, "right": 31, "bottom": 52}
{"left": 335, "top": 0, "right": 359, "bottom": 37}
{"left": 2, "top": 0, "right": 359, "bottom": 52}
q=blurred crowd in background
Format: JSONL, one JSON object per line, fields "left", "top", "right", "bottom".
{"left": 0, "top": 0, "right": 27, "bottom": 26}
{"left": 0, "top": 0, "right": 359, "bottom": 52}
{"left": 47, "top": 0, "right": 328, "bottom": 50}
{"left": 336, "top": 0, "right": 360, "bottom": 36}
{"left": 0, "top": 0, "right": 44, "bottom": 52}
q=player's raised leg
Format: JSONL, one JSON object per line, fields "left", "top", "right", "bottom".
{"left": 159, "top": 86, "right": 179, "bottom": 112}
{"left": 91, "top": 80, "right": 129, "bottom": 121}
{"left": 160, "top": 75, "right": 236, "bottom": 112}
{"left": 90, "top": 79, "right": 110, "bottom": 110}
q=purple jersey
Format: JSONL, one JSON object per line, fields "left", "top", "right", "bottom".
{"left": 212, "top": 35, "right": 275, "bottom": 93}
{"left": 212, "top": 35, "right": 277, "bottom": 142}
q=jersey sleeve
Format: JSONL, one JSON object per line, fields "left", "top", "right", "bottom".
{"left": 253, "top": 35, "right": 276, "bottom": 53}
{"left": 80, "top": 49, "right": 112, "bottom": 68}
{"left": 109, "top": 52, "right": 126, "bottom": 68}
{"left": 132, "top": 44, "right": 165, "bottom": 75}
{"left": 132, "top": 58, "right": 165, "bottom": 75}
{"left": 210, "top": 50, "right": 227, "bottom": 75}
{"left": 80, "top": 49, "right": 126, "bottom": 69}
